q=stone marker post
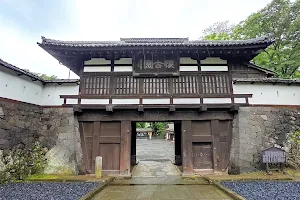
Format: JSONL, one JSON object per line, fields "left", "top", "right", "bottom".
{"left": 95, "top": 156, "right": 102, "bottom": 178}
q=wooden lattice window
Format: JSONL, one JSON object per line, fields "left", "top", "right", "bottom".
{"left": 115, "top": 76, "right": 139, "bottom": 95}
{"left": 143, "top": 78, "right": 169, "bottom": 95}
{"left": 82, "top": 75, "right": 110, "bottom": 95}
{"left": 201, "top": 74, "right": 230, "bottom": 95}
{"left": 173, "top": 75, "right": 198, "bottom": 94}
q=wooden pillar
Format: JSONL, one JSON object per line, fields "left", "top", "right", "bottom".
{"left": 131, "top": 122, "right": 137, "bottom": 165}
{"left": 211, "top": 120, "right": 220, "bottom": 171}
{"left": 92, "top": 122, "right": 100, "bottom": 173}
{"left": 120, "top": 120, "right": 131, "bottom": 175}
{"left": 174, "top": 121, "right": 182, "bottom": 165}
{"left": 182, "top": 120, "right": 193, "bottom": 175}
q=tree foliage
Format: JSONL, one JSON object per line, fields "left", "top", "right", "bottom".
{"left": 136, "top": 122, "right": 147, "bottom": 128}
{"left": 202, "top": 21, "right": 234, "bottom": 40}
{"left": 151, "top": 122, "right": 167, "bottom": 135}
{"left": 24, "top": 69, "right": 58, "bottom": 80}
{"left": 34, "top": 73, "right": 58, "bottom": 81}
{"left": 202, "top": 0, "right": 300, "bottom": 79}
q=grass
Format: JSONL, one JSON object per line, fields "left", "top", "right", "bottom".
{"left": 25, "top": 174, "right": 112, "bottom": 182}
{"left": 285, "top": 169, "right": 300, "bottom": 180}
{"left": 26, "top": 174, "right": 60, "bottom": 181}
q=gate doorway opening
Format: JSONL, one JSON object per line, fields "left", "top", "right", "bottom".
{"left": 130, "top": 121, "right": 182, "bottom": 177}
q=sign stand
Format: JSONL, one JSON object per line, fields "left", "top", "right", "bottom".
{"left": 262, "top": 146, "right": 286, "bottom": 174}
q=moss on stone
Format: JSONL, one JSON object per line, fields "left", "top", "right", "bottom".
{"left": 26, "top": 174, "right": 59, "bottom": 180}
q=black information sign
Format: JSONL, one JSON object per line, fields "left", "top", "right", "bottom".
{"left": 133, "top": 53, "right": 180, "bottom": 77}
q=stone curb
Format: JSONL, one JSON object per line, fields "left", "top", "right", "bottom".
{"left": 203, "top": 177, "right": 245, "bottom": 200}
{"left": 80, "top": 177, "right": 115, "bottom": 200}
{"left": 203, "top": 176, "right": 293, "bottom": 182}
{"left": 213, "top": 182, "right": 246, "bottom": 200}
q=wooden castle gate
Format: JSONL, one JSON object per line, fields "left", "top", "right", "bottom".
{"left": 38, "top": 37, "right": 273, "bottom": 175}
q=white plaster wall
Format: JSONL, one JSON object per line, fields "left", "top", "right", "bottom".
{"left": 203, "top": 98, "right": 232, "bottom": 104}
{"left": 42, "top": 83, "right": 79, "bottom": 106}
{"left": 0, "top": 68, "right": 43, "bottom": 104}
{"left": 173, "top": 98, "right": 200, "bottom": 104}
{"left": 143, "top": 99, "right": 170, "bottom": 104}
{"left": 114, "top": 66, "right": 133, "bottom": 72}
{"left": 81, "top": 99, "right": 109, "bottom": 104}
{"left": 83, "top": 66, "right": 111, "bottom": 72}
{"left": 112, "top": 99, "right": 139, "bottom": 104}
{"left": 0, "top": 67, "right": 79, "bottom": 106}
{"left": 233, "top": 83, "right": 300, "bottom": 105}
{"left": 201, "top": 65, "right": 228, "bottom": 71}
{"left": 179, "top": 66, "right": 198, "bottom": 71}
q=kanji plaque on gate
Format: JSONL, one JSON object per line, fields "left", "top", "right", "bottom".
{"left": 133, "top": 53, "right": 180, "bottom": 76}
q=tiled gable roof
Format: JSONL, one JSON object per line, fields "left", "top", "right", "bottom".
{"left": 0, "top": 58, "right": 79, "bottom": 84}
{"left": 39, "top": 36, "right": 273, "bottom": 48}
{"left": 233, "top": 78, "right": 300, "bottom": 85}
{"left": 0, "top": 58, "right": 43, "bottom": 81}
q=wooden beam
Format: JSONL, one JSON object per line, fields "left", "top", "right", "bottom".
{"left": 138, "top": 105, "right": 144, "bottom": 112}
{"left": 120, "top": 121, "right": 131, "bottom": 175}
{"left": 78, "top": 110, "right": 234, "bottom": 122}
{"left": 182, "top": 120, "right": 193, "bottom": 175}
{"left": 79, "top": 122, "right": 91, "bottom": 174}
{"left": 211, "top": 120, "right": 220, "bottom": 171}
{"left": 199, "top": 105, "right": 207, "bottom": 112}
{"left": 106, "top": 105, "right": 113, "bottom": 112}
{"left": 73, "top": 105, "right": 82, "bottom": 113}
{"left": 91, "top": 122, "right": 100, "bottom": 173}
{"left": 131, "top": 122, "right": 137, "bottom": 165}
{"left": 169, "top": 105, "right": 176, "bottom": 112}
{"left": 230, "top": 104, "right": 239, "bottom": 112}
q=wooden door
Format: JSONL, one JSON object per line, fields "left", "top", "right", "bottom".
{"left": 99, "top": 122, "right": 121, "bottom": 174}
{"left": 218, "top": 120, "right": 232, "bottom": 171}
{"left": 79, "top": 121, "right": 121, "bottom": 174}
{"left": 192, "top": 142, "right": 213, "bottom": 169}
{"left": 191, "top": 121, "right": 213, "bottom": 169}
{"left": 190, "top": 120, "right": 232, "bottom": 171}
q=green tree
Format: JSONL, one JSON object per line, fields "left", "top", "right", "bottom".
{"left": 202, "top": 0, "right": 300, "bottom": 79}
{"left": 35, "top": 73, "right": 58, "bottom": 81}
{"left": 232, "top": 0, "right": 300, "bottom": 78}
{"left": 24, "top": 69, "right": 58, "bottom": 80}
{"left": 201, "top": 21, "right": 234, "bottom": 40}
{"left": 136, "top": 122, "right": 147, "bottom": 128}
{"left": 151, "top": 122, "right": 167, "bottom": 135}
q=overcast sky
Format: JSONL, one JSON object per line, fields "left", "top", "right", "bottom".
{"left": 0, "top": 0, "right": 272, "bottom": 79}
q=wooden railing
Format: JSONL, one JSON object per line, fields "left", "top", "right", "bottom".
{"left": 80, "top": 72, "right": 232, "bottom": 97}
{"left": 60, "top": 94, "right": 252, "bottom": 105}
{"left": 60, "top": 72, "right": 253, "bottom": 109}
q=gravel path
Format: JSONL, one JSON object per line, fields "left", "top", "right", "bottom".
{"left": 222, "top": 181, "right": 300, "bottom": 200}
{"left": 0, "top": 182, "right": 99, "bottom": 200}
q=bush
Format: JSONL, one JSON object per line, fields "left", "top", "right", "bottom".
{"left": 0, "top": 142, "right": 47, "bottom": 184}
{"left": 287, "top": 131, "right": 300, "bottom": 169}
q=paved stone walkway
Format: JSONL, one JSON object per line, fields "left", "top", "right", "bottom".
{"left": 91, "top": 139, "right": 233, "bottom": 200}
{"left": 136, "top": 139, "right": 174, "bottom": 162}
{"left": 92, "top": 185, "right": 233, "bottom": 200}
{"left": 132, "top": 161, "right": 181, "bottom": 177}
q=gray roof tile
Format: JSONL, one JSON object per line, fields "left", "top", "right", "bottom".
{"left": 40, "top": 36, "right": 273, "bottom": 48}
{"left": 233, "top": 78, "right": 300, "bottom": 84}
{"left": 0, "top": 58, "right": 79, "bottom": 84}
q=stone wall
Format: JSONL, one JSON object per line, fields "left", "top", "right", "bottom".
{"left": 0, "top": 99, "right": 83, "bottom": 175}
{"left": 230, "top": 106, "right": 300, "bottom": 174}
